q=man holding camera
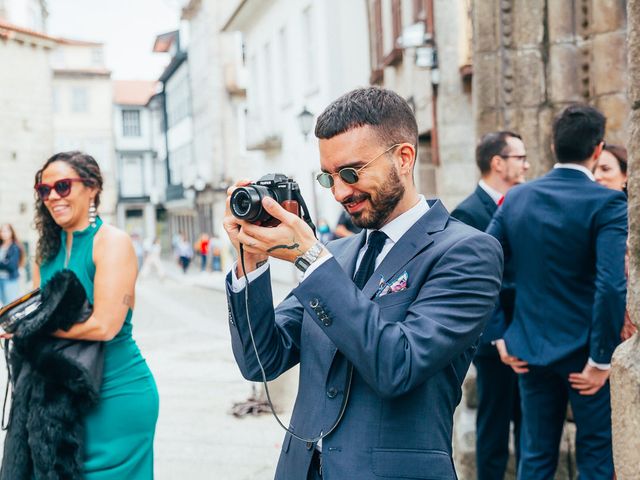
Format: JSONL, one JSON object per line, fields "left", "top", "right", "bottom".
{"left": 223, "top": 87, "right": 503, "bottom": 479}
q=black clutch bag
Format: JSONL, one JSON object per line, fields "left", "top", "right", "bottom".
{"left": 0, "top": 289, "right": 42, "bottom": 334}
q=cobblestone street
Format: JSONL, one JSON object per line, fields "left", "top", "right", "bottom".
{"left": 0, "top": 268, "right": 297, "bottom": 480}
{"left": 135, "top": 271, "right": 295, "bottom": 480}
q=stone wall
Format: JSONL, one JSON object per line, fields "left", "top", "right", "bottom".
{"left": 466, "top": 1, "right": 630, "bottom": 478}
{"left": 473, "top": 0, "right": 628, "bottom": 176}
{"left": 610, "top": 1, "right": 640, "bottom": 478}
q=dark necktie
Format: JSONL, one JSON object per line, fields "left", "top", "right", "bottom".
{"left": 353, "top": 231, "right": 387, "bottom": 290}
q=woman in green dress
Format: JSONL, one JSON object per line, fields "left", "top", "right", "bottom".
{"left": 31, "top": 151, "right": 159, "bottom": 479}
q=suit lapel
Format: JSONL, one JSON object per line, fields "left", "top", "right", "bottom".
{"left": 475, "top": 185, "right": 497, "bottom": 219}
{"left": 361, "top": 199, "right": 448, "bottom": 297}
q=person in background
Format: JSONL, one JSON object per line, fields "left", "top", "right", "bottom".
{"left": 175, "top": 232, "right": 193, "bottom": 274}
{"left": 487, "top": 105, "right": 627, "bottom": 479}
{"left": 334, "top": 210, "right": 362, "bottom": 238}
{"left": 209, "top": 234, "right": 223, "bottom": 272}
{"left": 451, "top": 131, "right": 528, "bottom": 480}
{"left": 316, "top": 218, "right": 333, "bottom": 244}
{"left": 140, "top": 237, "right": 165, "bottom": 281}
{"left": 0, "top": 223, "right": 25, "bottom": 305}
{"left": 593, "top": 144, "right": 636, "bottom": 342}
{"left": 594, "top": 144, "right": 627, "bottom": 194}
{"left": 195, "top": 233, "right": 210, "bottom": 271}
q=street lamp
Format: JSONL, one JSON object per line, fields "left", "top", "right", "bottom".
{"left": 297, "top": 106, "right": 314, "bottom": 140}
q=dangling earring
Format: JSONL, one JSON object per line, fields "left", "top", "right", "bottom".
{"left": 88, "top": 200, "right": 97, "bottom": 227}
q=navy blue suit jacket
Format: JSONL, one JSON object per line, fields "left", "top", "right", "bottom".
{"left": 451, "top": 186, "right": 514, "bottom": 353}
{"left": 227, "top": 200, "right": 503, "bottom": 479}
{"left": 487, "top": 168, "right": 627, "bottom": 366}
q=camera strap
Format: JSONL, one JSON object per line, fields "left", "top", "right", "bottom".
{"left": 2, "top": 339, "right": 13, "bottom": 430}
{"left": 293, "top": 190, "right": 317, "bottom": 237}
{"left": 239, "top": 244, "right": 353, "bottom": 444}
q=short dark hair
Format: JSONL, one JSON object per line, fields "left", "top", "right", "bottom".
{"left": 553, "top": 104, "right": 606, "bottom": 163}
{"left": 603, "top": 143, "right": 628, "bottom": 174}
{"left": 475, "top": 131, "right": 522, "bottom": 175}
{"left": 314, "top": 87, "right": 418, "bottom": 147}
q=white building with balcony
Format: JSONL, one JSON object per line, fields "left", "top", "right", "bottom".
{"left": 113, "top": 80, "right": 166, "bottom": 240}
{"left": 222, "top": 0, "right": 370, "bottom": 282}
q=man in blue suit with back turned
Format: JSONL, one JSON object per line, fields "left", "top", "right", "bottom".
{"left": 223, "top": 87, "right": 503, "bottom": 479}
{"left": 487, "top": 104, "right": 627, "bottom": 479}
{"left": 451, "top": 130, "right": 529, "bottom": 480}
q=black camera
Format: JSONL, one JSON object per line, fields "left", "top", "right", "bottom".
{"left": 230, "top": 173, "right": 315, "bottom": 231}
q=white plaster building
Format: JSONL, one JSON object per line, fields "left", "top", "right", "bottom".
{"left": 51, "top": 40, "right": 116, "bottom": 223}
{"left": 0, "top": 0, "right": 47, "bottom": 32}
{"left": 181, "top": 0, "right": 249, "bottom": 242}
{"left": 222, "top": 0, "right": 371, "bottom": 282}
{"left": 113, "top": 80, "right": 166, "bottom": 240}
{"left": 0, "top": 18, "right": 55, "bottom": 261}
{"left": 153, "top": 30, "right": 199, "bottom": 243}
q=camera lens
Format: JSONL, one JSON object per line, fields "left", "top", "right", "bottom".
{"left": 233, "top": 191, "right": 252, "bottom": 216}
{"left": 230, "top": 186, "right": 265, "bottom": 221}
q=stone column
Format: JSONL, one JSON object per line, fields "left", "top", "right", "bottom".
{"left": 610, "top": 1, "right": 640, "bottom": 477}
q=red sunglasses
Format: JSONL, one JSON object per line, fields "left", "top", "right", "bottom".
{"left": 34, "top": 178, "right": 85, "bottom": 201}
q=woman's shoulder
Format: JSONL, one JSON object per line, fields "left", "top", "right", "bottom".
{"left": 94, "top": 224, "right": 134, "bottom": 257}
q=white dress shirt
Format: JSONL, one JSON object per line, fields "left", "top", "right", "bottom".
{"left": 478, "top": 179, "right": 503, "bottom": 205}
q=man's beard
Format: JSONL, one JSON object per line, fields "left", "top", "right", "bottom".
{"left": 344, "top": 168, "right": 405, "bottom": 230}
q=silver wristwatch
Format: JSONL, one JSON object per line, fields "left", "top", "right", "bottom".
{"left": 294, "top": 242, "right": 324, "bottom": 273}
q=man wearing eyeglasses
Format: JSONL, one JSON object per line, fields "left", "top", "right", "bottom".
{"left": 450, "top": 131, "right": 528, "bottom": 480}
{"left": 223, "top": 87, "right": 504, "bottom": 479}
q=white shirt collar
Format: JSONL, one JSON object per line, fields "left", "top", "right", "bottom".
{"left": 553, "top": 163, "right": 595, "bottom": 181}
{"left": 478, "top": 179, "right": 503, "bottom": 204}
{"left": 367, "top": 195, "right": 429, "bottom": 245}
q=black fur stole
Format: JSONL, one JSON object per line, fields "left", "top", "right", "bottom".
{"left": 0, "top": 270, "right": 104, "bottom": 480}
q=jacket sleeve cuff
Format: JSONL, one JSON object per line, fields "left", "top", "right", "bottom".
{"left": 228, "top": 261, "right": 269, "bottom": 292}
{"left": 588, "top": 358, "right": 611, "bottom": 370}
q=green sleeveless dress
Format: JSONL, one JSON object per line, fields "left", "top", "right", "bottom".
{"left": 39, "top": 218, "right": 159, "bottom": 479}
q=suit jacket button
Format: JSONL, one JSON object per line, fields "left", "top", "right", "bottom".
{"left": 327, "top": 387, "right": 338, "bottom": 398}
{"left": 322, "top": 316, "right": 332, "bottom": 326}
{"left": 306, "top": 441, "right": 314, "bottom": 450}
{"left": 310, "top": 298, "right": 319, "bottom": 308}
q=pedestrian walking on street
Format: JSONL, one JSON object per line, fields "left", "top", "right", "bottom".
{"left": 175, "top": 232, "right": 193, "bottom": 274}
{"left": 0, "top": 223, "right": 25, "bottom": 306}
{"left": 1, "top": 151, "right": 159, "bottom": 479}
{"left": 223, "top": 87, "right": 503, "bottom": 479}
{"left": 195, "top": 233, "right": 210, "bottom": 271}
{"left": 140, "top": 237, "right": 165, "bottom": 281}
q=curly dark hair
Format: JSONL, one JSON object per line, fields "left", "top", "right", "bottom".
{"left": 34, "top": 152, "right": 103, "bottom": 264}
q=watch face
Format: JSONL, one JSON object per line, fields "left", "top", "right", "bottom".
{"left": 295, "top": 257, "right": 311, "bottom": 272}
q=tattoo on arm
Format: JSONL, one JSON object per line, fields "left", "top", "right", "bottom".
{"left": 122, "top": 294, "right": 133, "bottom": 308}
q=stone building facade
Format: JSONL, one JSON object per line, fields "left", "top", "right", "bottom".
{"left": 473, "top": 0, "right": 628, "bottom": 177}
{"left": 365, "top": 0, "right": 476, "bottom": 211}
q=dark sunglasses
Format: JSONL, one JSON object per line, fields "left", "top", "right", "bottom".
{"left": 34, "top": 178, "right": 85, "bottom": 201}
{"left": 316, "top": 143, "right": 402, "bottom": 188}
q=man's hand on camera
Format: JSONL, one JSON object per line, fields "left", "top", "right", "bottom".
{"left": 223, "top": 180, "right": 268, "bottom": 277}
{"left": 238, "top": 197, "right": 325, "bottom": 264}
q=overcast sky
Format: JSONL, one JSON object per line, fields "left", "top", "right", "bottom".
{"left": 47, "top": 0, "right": 184, "bottom": 80}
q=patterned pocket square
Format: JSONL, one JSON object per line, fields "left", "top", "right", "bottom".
{"left": 376, "top": 271, "right": 409, "bottom": 298}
